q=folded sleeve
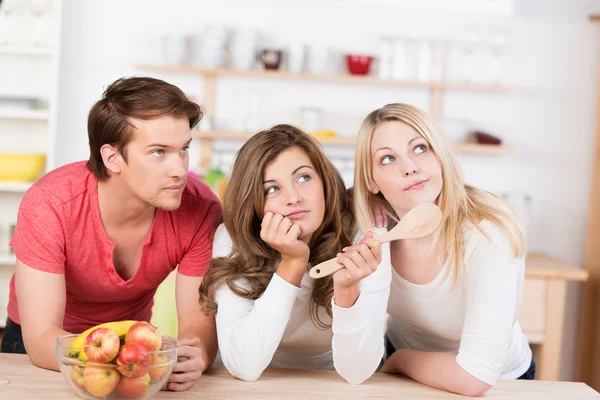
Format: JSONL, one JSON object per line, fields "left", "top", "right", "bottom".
{"left": 456, "top": 225, "right": 525, "bottom": 385}
{"left": 331, "top": 227, "right": 391, "bottom": 384}
{"left": 212, "top": 225, "right": 301, "bottom": 381}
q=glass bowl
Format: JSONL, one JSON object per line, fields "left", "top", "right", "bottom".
{"left": 56, "top": 334, "right": 177, "bottom": 399}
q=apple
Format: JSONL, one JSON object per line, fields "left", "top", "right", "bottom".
{"left": 116, "top": 373, "right": 151, "bottom": 399}
{"left": 148, "top": 352, "right": 170, "bottom": 383}
{"left": 83, "top": 365, "right": 120, "bottom": 397}
{"left": 125, "top": 321, "right": 162, "bottom": 352}
{"left": 84, "top": 327, "right": 120, "bottom": 363}
{"left": 70, "top": 365, "right": 85, "bottom": 390}
{"left": 116, "top": 343, "right": 151, "bottom": 378}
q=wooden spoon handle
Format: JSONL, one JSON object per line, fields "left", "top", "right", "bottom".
{"left": 308, "top": 258, "right": 343, "bottom": 279}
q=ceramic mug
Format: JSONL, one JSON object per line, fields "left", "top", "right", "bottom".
{"left": 258, "top": 49, "right": 283, "bottom": 70}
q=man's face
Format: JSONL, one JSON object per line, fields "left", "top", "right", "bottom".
{"left": 118, "top": 116, "right": 191, "bottom": 211}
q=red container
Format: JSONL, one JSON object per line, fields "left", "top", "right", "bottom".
{"left": 346, "top": 54, "right": 375, "bottom": 75}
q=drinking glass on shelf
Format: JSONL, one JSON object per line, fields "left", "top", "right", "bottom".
{"left": 0, "top": 0, "right": 21, "bottom": 45}
{"left": 460, "top": 30, "right": 480, "bottom": 83}
{"left": 430, "top": 39, "right": 448, "bottom": 82}
{"left": 487, "top": 31, "right": 508, "bottom": 84}
{"left": 30, "top": 0, "right": 51, "bottom": 47}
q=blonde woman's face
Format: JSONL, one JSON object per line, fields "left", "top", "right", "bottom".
{"left": 370, "top": 121, "right": 442, "bottom": 217}
{"left": 262, "top": 147, "right": 325, "bottom": 243}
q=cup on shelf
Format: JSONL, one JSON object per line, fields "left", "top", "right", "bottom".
{"left": 377, "top": 37, "right": 394, "bottom": 79}
{"left": 229, "top": 29, "right": 260, "bottom": 70}
{"left": 345, "top": 54, "right": 375, "bottom": 76}
{"left": 286, "top": 43, "right": 306, "bottom": 73}
{"left": 392, "top": 37, "right": 420, "bottom": 81}
{"left": 430, "top": 39, "right": 448, "bottom": 82}
{"left": 258, "top": 49, "right": 283, "bottom": 70}
{"left": 417, "top": 39, "right": 433, "bottom": 82}
{"left": 300, "top": 107, "right": 322, "bottom": 133}
{"left": 192, "top": 25, "right": 229, "bottom": 68}
{"left": 307, "top": 45, "right": 329, "bottom": 75}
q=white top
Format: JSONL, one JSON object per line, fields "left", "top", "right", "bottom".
{"left": 212, "top": 224, "right": 391, "bottom": 384}
{"left": 386, "top": 221, "right": 532, "bottom": 386}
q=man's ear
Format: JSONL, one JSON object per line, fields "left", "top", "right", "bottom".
{"left": 100, "top": 144, "right": 122, "bottom": 176}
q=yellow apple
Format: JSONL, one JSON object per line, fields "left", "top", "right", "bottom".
{"left": 70, "top": 364, "right": 85, "bottom": 390}
{"left": 83, "top": 365, "right": 120, "bottom": 397}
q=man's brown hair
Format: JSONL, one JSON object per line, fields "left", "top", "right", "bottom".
{"left": 87, "top": 77, "right": 202, "bottom": 180}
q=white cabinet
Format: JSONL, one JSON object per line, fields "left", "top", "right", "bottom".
{"left": 0, "top": 0, "right": 63, "bottom": 327}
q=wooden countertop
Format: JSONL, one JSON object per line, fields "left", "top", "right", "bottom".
{"left": 0, "top": 354, "right": 598, "bottom": 399}
{"left": 525, "top": 253, "right": 589, "bottom": 281}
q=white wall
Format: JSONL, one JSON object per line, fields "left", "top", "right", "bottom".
{"left": 54, "top": 0, "right": 599, "bottom": 380}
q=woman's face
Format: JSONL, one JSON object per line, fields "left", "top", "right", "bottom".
{"left": 370, "top": 121, "right": 443, "bottom": 217}
{"left": 262, "top": 147, "right": 325, "bottom": 243}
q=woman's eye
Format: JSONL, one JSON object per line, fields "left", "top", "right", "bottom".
{"left": 265, "top": 186, "right": 279, "bottom": 195}
{"left": 381, "top": 155, "right": 394, "bottom": 165}
{"left": 180, "top": 146, "right": 190, "bottom": 154}
{"left": 298, "top": 174, "right": 311, "bottom": 183}
{"left": 414, "top": 144, "right": 427, "bottom": 154}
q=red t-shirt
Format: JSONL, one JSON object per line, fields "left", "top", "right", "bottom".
{"left": 8, "top": 161, "right": 221, "bottom": 333}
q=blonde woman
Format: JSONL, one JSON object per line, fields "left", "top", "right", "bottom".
{"left": 199, "top": 124, "right": 391, "bottom": 384}
{"left": 352, "top": 104, "right": 534, "bottom": 396}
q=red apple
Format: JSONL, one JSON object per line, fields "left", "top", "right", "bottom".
{"left": 84, "top": 327, "right": 120, "bottom": 363}
{"left": 116, "top": 343, "right": 151, "bottom": 378}
{"left": 148, "top": 352, "right": 170, "bottom": 383}
{"left": 83, "top": 365, "right": 120, "bottom": 397}
{"left": 116, "top": 373, "right": 151, "bottom": 399}
{"left": 70, "top": 364, "right": 85, "bottom": 390}
{"left": 125, "top": 321, "right": 162, "bottom": 352}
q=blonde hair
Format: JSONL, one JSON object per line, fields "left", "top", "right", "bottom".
{"left": 199, "top": 124, "right": 354, "bottom": 328}
{"left": 353, "top": 103, "right": 525, "bottom": 282}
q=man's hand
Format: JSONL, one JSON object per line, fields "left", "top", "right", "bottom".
{"left": 164, "top": 337, "right": 205, "bottom": 392}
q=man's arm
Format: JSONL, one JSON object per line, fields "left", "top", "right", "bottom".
{"left": 15, "top": 259, "right": 70, "bottom": 370}
{"left": 176, "top": 273, "right": 218, "bottom": 367}
{"left": 164, "top": 273, "right": 217, "bottom": 391}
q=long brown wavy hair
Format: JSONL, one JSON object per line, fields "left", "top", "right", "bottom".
{"left": 199, "top": 124, "right": 354, "bottom": 328}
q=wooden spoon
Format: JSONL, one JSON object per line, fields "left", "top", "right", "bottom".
{"left": 308, "top": 203, "right": 443, "bottom": 279}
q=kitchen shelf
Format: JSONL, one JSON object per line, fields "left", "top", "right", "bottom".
{"left": 192, "top": 131, "right": 517, "bottom": 155}
{"left": 135, "top": 64, "right": 516, "bottom": 93}
{"left": 0, "top": 109, "right": 49, "bottom": 120}
{"left": 0, "top": 182, "right": 33, "bottom": 193}
{"left": 137, "top": 63, "right": 518, "bottom": 170}
{"left": 0, "top": 46, "right": 53, "bottom": 56}
{"left": 0, "top": 254, "right": 15, "bottom": 265}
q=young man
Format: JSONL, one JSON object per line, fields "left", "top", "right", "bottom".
{"left": 1, "top": 77, "right": 221, "bottom": 392}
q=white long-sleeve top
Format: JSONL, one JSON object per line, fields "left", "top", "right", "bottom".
{"left": 386, "top": 221, "right": 532, "bottom": 386}
{"left": 212, "top": 224, "right": 391, "bottom": 384}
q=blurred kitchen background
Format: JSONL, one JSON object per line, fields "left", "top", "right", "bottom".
{"left": 1, "top": 0, "right": 600, "bottom": 388}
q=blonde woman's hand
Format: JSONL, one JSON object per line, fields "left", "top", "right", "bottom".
{"left": 332, "top": 231, "right": 382, "bottom": 306}
{"left": 261, "top": 212, "right": 310, "bottom": 264}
